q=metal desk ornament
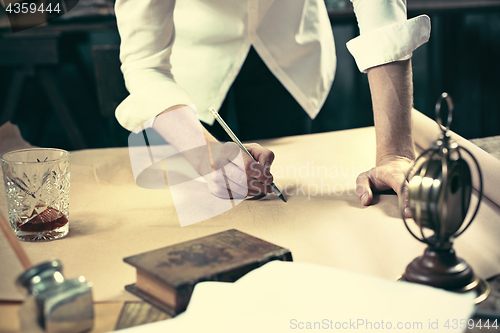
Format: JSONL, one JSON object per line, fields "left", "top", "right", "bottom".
{"left": 400, "top": 93, "right": 490, "bottom": 303}
{"left": 16, "top": 260, "right": 94, "bottom": 333}
{"left": 0, "top": 210, "right": 94, "bottom": 332}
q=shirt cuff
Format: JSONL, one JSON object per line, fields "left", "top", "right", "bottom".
{"left": 346, "top": 15, "right": 431, "bottom": 73}
{"left": 115, "top": 81, "right": 194, "bottom": 132}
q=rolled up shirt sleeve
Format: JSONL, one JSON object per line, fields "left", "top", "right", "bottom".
{"left": 114, "top": 0, "right": 194, "bottom": 131}
{"left": 346, "top": 0, "right": 431, "bottom": 73}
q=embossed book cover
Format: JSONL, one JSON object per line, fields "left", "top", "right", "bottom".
{"left": 124, "top": 229, "right": 292, "bottom": 315}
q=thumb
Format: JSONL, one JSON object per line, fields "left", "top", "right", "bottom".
{"left": 356, "top": 172, "right": 373, "bottom": 206}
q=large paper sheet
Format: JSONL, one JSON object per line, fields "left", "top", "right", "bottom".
{"left": 116, "top": 261, "right": 476, "bottom": 333}
{"left": 412, "top": 109, "right": 500, "bottom": 207}
{"left": 1, "top": 121, "right": 500, "bottom": 302}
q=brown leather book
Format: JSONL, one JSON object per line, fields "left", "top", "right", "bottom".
{"left": 124, "top": 229, "right": 293, "bottom": 316}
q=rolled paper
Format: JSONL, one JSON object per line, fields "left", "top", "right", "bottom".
{"left": 412, "top": 109, "right": 500, "bottom": 208}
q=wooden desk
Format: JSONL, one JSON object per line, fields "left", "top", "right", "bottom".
{"left": 1, "top": 112, "right": 500, "bottom": 331}
{"left": 2, "top": 277, "right": 499, "bottom": 332}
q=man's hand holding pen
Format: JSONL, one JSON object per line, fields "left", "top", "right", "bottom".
{"left": 152, "top": 104, "right": 412, "bottom": 207}
{"left": 196, "top": 141, "right": 276, "bottom": 198}
{"left": 152, "top": 105, "right": 278, "bottom": 199}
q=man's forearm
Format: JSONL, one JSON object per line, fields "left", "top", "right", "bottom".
{"left": 366, "top": 59, "right": 415, "bottom": 163}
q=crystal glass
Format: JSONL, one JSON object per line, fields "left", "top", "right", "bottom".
{"left": 1, "top": 148, "right": 70, "bottom": 241}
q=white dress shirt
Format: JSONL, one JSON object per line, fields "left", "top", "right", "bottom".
{"left": 114, "top": 0, "right": 430, "bottom": 132}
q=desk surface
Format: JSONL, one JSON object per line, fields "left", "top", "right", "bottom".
{"left": 1, "top": 113, "right": 500, "bottom": 331}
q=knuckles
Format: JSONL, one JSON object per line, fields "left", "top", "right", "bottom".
{"left": 266, "top": 150, "right": 275, "bottom": 163}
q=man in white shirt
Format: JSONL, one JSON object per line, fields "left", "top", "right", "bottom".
{"left": 114, "top": 0, "right": 430, "bottom": 213}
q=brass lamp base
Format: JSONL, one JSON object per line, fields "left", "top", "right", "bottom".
{"left": 401, "top": 247, "right": 490, "bottom": 304}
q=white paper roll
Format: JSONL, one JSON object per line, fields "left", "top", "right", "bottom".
{"left": 412, "top": 109, "right": 500, "bottom": 208}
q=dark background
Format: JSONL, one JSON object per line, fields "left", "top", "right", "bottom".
{"left": 0, "top": 0, "right": 499, "bottom": 151}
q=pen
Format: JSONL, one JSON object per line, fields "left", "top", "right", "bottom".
{"left": 209, "top": 107, "right": 287, "bottom": 203}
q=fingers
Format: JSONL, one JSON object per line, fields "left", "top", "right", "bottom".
{"left": 402, "top": 184, "right": 412, "bottom": 218}
{"left": 378, "top": 164, "right": 412, "bottom": 217}
{"left": 245, "top": 143, "right": 275, "bottom": 165}
{"left": 207, "top": 142, "right": 275, "bottom": 198}
{"left": 220, "top": 161, "right": 273, "bottom": 195}
{"left": 356, "top": 171, "right": 374, "bottom": 206}
{"left": 244, "top": 158, "right": 273, "bottom": 185}
{"left": 355, "top": 161, "right": 413, "bottom": 218}
{"left": 243, "top": 144, "right": 275, "bottom": 184}
{"left": 216, "top": 142, "right": 273, "bottom": 185}
{"left": 205, "top": 165, "right": 272, "bottom": 199}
